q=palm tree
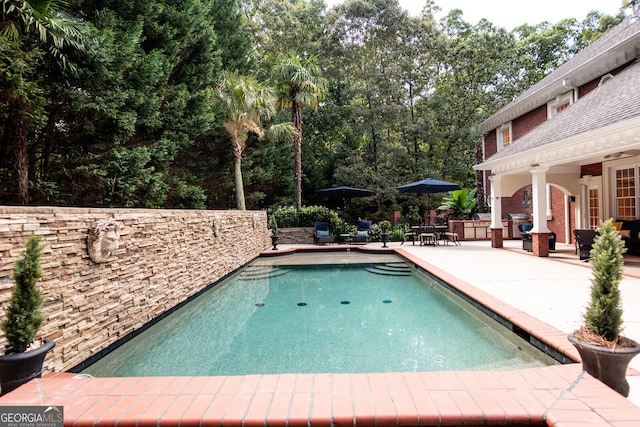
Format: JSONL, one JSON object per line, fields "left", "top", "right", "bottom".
{"left": 218, "top": 72, "right": 278, "bottom": 210}
{"left": 272, "top": 53, "right": 327, "bottom": 211}
{"left": 0, "top": 0, "right": 87, "bottom": 205}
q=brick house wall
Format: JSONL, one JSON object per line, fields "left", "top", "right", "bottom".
{"left": 0, "top": 207, "right": 270, "bottom": 374}
{"left": 497, "top": 185, "right": 568, "bottom": 243}
{"left": 581, "top": 162, "right": 603, "bottom": 177}
{"left": 512, "top": 105, "right": 547, "bottom": 141}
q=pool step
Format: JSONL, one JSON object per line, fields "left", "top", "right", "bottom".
{"left": 365, "top": 263, "right": 412, "bottom": 277}
{"left": 238, "top": 266, "right": 290, "bottom": 280}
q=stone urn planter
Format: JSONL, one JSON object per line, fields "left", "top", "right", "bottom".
{"left": 379, "top": 220, "right": 391, "bottom": 248}
{"left": 0, "top": 339, "right": 55, "bottom": 395}
{"left": 569, "top": 219, "right": 640, "bottom": 397}
{"left": 568, "top": 334, "right": 640, "bottom": 397}
{"left": 0, "top": 236, "right": 55, "bottom": 396}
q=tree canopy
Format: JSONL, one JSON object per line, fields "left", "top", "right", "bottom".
{"left": 0, "top": 0, "right": 627, "bottom": 216}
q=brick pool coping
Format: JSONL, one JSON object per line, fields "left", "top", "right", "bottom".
{"left": 1, "top": 246, "right": 639, "bottom": 426}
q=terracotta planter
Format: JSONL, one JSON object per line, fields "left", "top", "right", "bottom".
{"left": 0, "top": 339, "right": 55, "bottom": 396}
{"left": 568, "top": 334, "right": 640, "bottom": 397}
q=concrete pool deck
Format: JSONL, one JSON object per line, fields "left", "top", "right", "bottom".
{"left": 1, "top": 240, "right": 640, "bottom": 426}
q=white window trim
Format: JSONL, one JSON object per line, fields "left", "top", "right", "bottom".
{"left": 611, "top": 163, "right": 640, "bottom": 220}
{"left": 547, "top": 92, "right": 573, "bottom": 119}
{"left": 497, "top": 122, "right": 512, "bottom": 151}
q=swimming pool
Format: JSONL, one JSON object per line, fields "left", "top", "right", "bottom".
{"left": 82, "top": 252, "right": 558, "bottom": 376}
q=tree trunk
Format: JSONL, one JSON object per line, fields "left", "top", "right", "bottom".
{"left": 2, "top": 118, "right": 29, "bottom": 205}
{"left": 474, "top": 137, "right": 486, "bottom": 213}
{"left": 233, "top": 146, "right": 246, "bottom": 211}
{"left": 292, "top": 100, "right": 303, "bottom": 212}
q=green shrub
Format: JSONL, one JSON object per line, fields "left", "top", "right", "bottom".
{"left": 2, "top": 236, "right": 45, "bottom": 353}
{"left": 584, "top": 218, "right": 626, "bottom": 341}
{"left": 391, "top": 228, "right": 404, "bottom": 241}
{"left": 271, "top": 205, "right": 340, "bottom": 228}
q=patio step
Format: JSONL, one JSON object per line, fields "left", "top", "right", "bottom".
{"left": 365, "top": 263, "right": 412, "bottom": 276}
{"left": 238, "top": 266, "right": 291, "bottom": 280}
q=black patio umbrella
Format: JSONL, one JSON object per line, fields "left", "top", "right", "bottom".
{"left": 396, "top": 178, "right": 461, "bottom": 224}
{"left": 315, "top": 185, "right": 375, "bottom": 198}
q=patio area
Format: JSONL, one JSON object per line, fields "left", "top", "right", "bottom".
{"left": 1, "top": 239, "right": 640, "bottom": 426}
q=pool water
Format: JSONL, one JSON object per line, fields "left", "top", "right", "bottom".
{"left": 82, "top": 255, "right": 558, "bottom": 376}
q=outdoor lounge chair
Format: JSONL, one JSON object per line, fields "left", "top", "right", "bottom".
{"left": 351, "top": 220, "right": 371, "bottom": 244}
{"left": 574, "top": 229, "right": 597, "bottom": 261}
{"left": 314, "top": 222, "right": 334, "bottom": 245}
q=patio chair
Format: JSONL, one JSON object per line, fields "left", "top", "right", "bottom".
{"left": 314, "top": 222, "right": 334, "bottom": 245}
{"left": 351, "top": 220, "right": 371, "bottom": 244}
{"left": 419, "top": 225, "right": 437, "bottom": 246}
{"left": 574, "top": 229, "right": 597, "bottom": 261}
{"left": 401, "top": 219, "right": 421, "bottom": 245}
{"left": 519, "top": 223, "right": 533, "bottom": 251}
{"left": 443, "top": 223, "right": 461, "bottom": 245}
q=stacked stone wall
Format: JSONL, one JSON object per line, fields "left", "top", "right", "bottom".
{"left": 0, "top": 207, "right": 270, "bottom": 373}
{"left": 277, "top": 227, "right": 314, "bottom": 244}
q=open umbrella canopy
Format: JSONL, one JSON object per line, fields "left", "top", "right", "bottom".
{"left": 315, "top": 185, "right": 375, "bottom": 198}
{"left": 395, "top": 178, "right": 460, "bottom": 194}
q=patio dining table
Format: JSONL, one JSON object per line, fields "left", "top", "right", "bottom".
{"left": 408, "top": 225, "right": 448, "bottom": 245}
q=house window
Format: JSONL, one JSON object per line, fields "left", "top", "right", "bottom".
{"left": 615, "top": 167, "right": 637, "bottom": 220}
{"left": 588, "top": 186, "right": 599, "bottom": 229}
{"left": 498, "top": 123, "right": 512, "bottom": 150}
{"left": 547, "top": 92, "right": 573, "bottom": 119}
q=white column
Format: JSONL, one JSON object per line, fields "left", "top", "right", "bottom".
{"left": 531, "top": 166, "right": 551, "bottom": 233}
{"left": 489, "top": 174, "right": 503, "bottom": 229}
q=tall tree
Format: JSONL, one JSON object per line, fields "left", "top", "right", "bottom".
{"left": 0, "top": 0, "right": 87, "bottom": 204}
{"left": 218, "top": 72, "right": 278, "bottom": 210}
{"left": 272, "top": 52, "right": 327, "bottom": 211}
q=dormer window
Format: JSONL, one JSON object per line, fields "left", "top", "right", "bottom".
{"left": 599, "top": 73, "right": 614, "bottom": 86}
{"left": 547, "top": 92, "right": 573, "bottom": 118}
{"left": 498, "top": 122, "right": 512, "bottom": 150}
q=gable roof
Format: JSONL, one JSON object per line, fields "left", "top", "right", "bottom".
{"left": 481, "top": 17, "right": 640, "bottom": 133}
{"left": 483, "top": 59, "right": 640, "bottom": 165}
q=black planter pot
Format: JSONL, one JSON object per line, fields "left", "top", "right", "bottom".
{"left": 270, "top": 235, "right": 279, "bottom": 250}
{"left": 381, "top": 232, "right": 389, "bottom": 248}
{"left": 568, "top": 334, "right": 640, "bottom": 397}
{"left": 0, "top": 339, "right": 55, "bottom": 396}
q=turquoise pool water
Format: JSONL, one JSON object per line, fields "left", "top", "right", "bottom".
{"left": 82, "top": 253, "right": 557, "bottom": 376}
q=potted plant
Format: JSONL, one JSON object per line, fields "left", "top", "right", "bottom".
{"left": 379, "top": 220, "right": 391, "bottom": 247}
{"left": 268, "top": 216, "right": 279, "bottom": 250}
{"left": 0, "top": 235, "right": 55, "bottom": 395}
{"left": 568, "top": 218, "right": 640, "bottom": 396}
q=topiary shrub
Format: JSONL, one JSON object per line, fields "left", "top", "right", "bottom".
{"left": 2, "top": 236, "right": 45, "bottom": 353}
{"left": 583, "top": 218, "right": 625, "bottom": 342}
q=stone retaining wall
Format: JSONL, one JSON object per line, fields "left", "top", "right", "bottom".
{"left": 0, "top": 207, "right": 270, "bottom": 373}
{"left": 277, "top": 227, "right": 314, "bottom": 244}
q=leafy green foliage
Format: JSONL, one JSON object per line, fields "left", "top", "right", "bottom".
{"left": 271, "top": 205, "right": 339, "bottom": 228}
{"left": 584, "top": 219, "right": 626, "bottom": 341}
{"left": 2, "top": 236, "right": 45, "bottom": 353}
{"left": 438, "top": 188, "right": 478, "bottom": 220}
{"left": 0, "top": 0, "right": 625, "bottom": 209}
